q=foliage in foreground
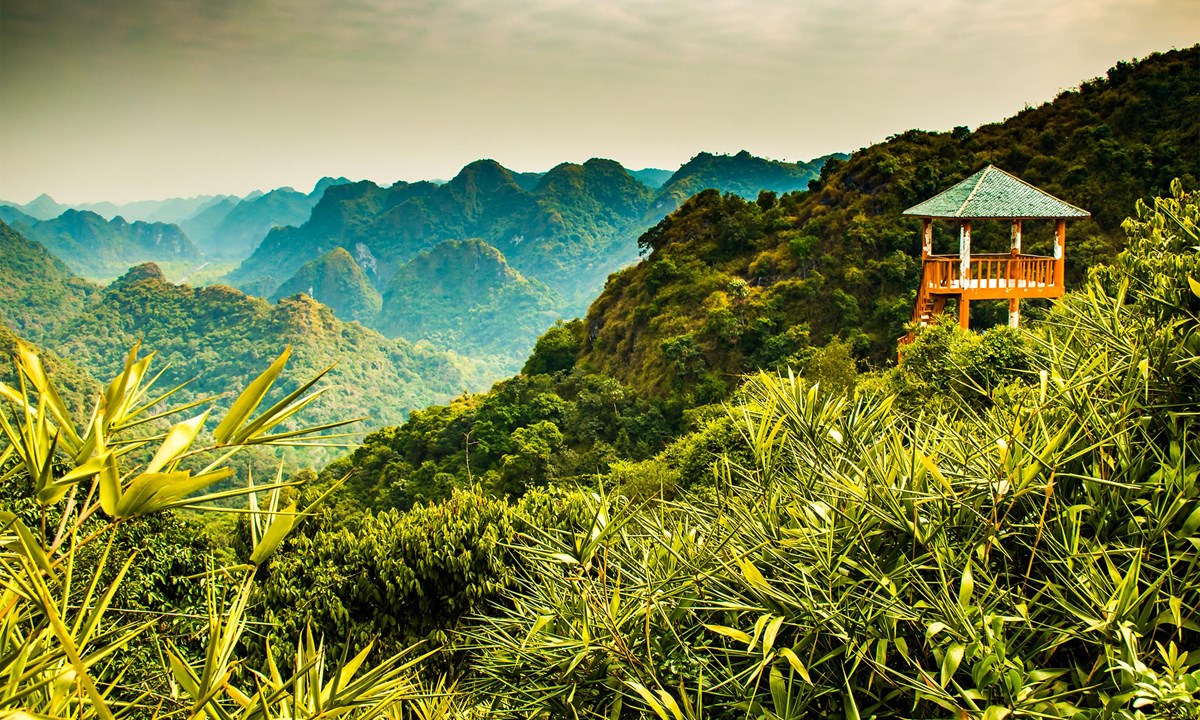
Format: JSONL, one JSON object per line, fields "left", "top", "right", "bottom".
{"left": 0, "top": 343, "right": 456, "bottom": 719}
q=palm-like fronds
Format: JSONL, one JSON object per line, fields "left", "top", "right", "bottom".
{"left": 0, "top": 344, "right": 447, "bottom": 720}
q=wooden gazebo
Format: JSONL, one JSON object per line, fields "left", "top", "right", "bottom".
{"left": 902, "top": 165, "right": 1089, "bottom": 334}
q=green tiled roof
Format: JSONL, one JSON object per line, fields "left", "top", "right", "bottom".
{"left": 902, "top": 165, "right": 1090, "bottom": 219}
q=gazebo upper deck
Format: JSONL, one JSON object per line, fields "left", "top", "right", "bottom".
{"left": 901, "top": 165, "right": 1090, "bottom": 333}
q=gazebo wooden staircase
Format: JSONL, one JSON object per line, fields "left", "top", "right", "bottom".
{"left": 901, "top": 166, "right": 1089, "bottom": 343}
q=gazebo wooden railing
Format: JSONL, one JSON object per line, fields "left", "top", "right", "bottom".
{"left": 921, "top": 254, "right": 1060, "bottom": 298}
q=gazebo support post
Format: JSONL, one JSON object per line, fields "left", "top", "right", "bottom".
{"left": 1009, "top": 220, "right": 1022, "bottom": 327}
{"left": 959, "top": 220, "right": 971, "bottom": 328}
{"left": 1054, "top": 218, "right": 1066, "bottom": 289}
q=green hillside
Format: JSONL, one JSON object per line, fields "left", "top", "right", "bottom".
{"left": 577, "top": 45, "right": 1200, "bottom": 399}
{"left": 314, "top": 45, "right": 1200, "bottom": 517}
{"left": 0, "top": 220, "right": 99, "bottom": 342}
{"left": 8, "top": 209, "right": 202, "bottom": 280}
{"left": 375, "top": 239, "right": 562, "bottom": 365}
{"left": 270, "top": 247, "right": 382, "bottom": 324}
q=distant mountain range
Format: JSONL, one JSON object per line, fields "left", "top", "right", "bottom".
{"left": 227, "top": 153, "right": 842, "bottom": 308}
{"left": 4, "top": 150, "right": 847, "bottom": 367}
{"left": 4, "top": 192, "right": 234, "bottom": 224}
{"left": 223, "top": 151, "right": 844, "bottom": 365}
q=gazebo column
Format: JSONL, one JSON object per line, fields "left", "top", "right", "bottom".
{"left": 1054, "top": 218, "right": 1066, "bottom": 288}
{"left": 921, "top": 218, "right": 932, "bottom": 259}
{"left": 959, "top": 220, "right": 971, "bottom": 329}
{"left": 1009, "top": 220, "right": 1022, "bottom": 327}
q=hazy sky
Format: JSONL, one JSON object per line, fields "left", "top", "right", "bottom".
{"left": 2, "top": 0, "right": 1196, "bottom": 204}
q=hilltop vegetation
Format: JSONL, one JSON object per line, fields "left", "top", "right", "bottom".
{"left": 376, "top": 239, "right": 563, "bottom": 364}
{"left": 297, "top": 46, "right": 1200, "bottom": 520}
{"left": 575, "top": 45, "right": 1200, "bottom": 401}
{"left": 270, "top": 247, "right": 382, "bottom": 324}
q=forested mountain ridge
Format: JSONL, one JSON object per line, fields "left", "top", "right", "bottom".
{"left": 575, "top": 45, "right": 1200, "bottom": 399}
{"left": 375, "top": 239, "right": 563, "bottom": 364}
{"left": 647, "top": 150, "right": 847, "bottom": 223}
{"left": 181, "top": 177, "right": 352, "bottom": 259}
{"left": 224, "top": 152, "right": 840, "bottom": 320}
{"left": 225, "top": 158, "right": 651, "bottom": 307}
{"left": 2, "top": 209, "right": 201, "bottom": 280}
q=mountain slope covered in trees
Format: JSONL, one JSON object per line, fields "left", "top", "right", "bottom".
{"left": 0, "top": 220, "right": 99, "bottom": 342}
{"left": 43, "top": 264, "right": 483, "bottom": 435}
{"left": 315, "top": 45, "right": 1200, "bottom": 517}
{"left": 576, "top": 45, "right": 1200, "bottom": 399}
{"left": 270, "top": 247, "right": 382, "bottom": 324}
{"left": 375, "top": 239, "right": 563, "bottom": 364}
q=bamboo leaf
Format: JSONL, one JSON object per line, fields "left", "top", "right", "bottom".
{"left": 625, "top": 681, "right": 670, "bottom": 720}
{"left": 778, "top": 648, "right": 812, "bottom": 684}
{"left": 762, "top": 615, "right": 784, "bottom": 657}
{"left": 213, "top": 347, "right": 291, "bottom": 445}
{"left": 959, "top": 561, "right": 974, "bottom": 609}
{"left": 145, "top": 411, "right": 210, "bottom": 473}
{"left": 702, "top": 624, "right": 752, "bottom": 645}
{"left": 249, "top": 501, "right": 298, "bottom": 566}
{"left": 940, "top": 642, "right": 965, "bottom": 688}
